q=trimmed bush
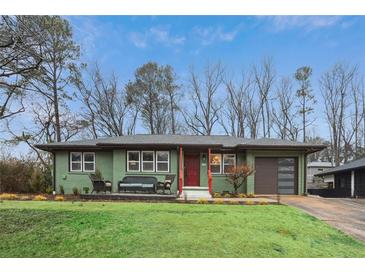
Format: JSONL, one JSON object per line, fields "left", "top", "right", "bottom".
{"left": 247, "top": 193, "right": 255, "bottom": 198}
{"left": 237, "top": 193, "right": 246, "bottom": 198}
{"left": 197, "top": 198, "right": 208, "bottom": 204}
{"left": 223, "top": 193, "right": 232, "bottom": 198}
{"left": 55, "top": 195, "right": 65, "bottom": 201}
{"left": 0, "top": 193, "right": 18, "bottom": 200}
{"left": 259, "top": 200, "right": 269, "bottom": 205}
{"left": 213, "top": 192, "right": 221, "bottom": 198}
{"left": 244, "top": 200, "right": 255, "bottom": 205}
{"left": 228, "top": 200, "right": 240, "bottom": 205}
{"left": 213, "top": 199, "right": 224, "bottom": 204}
{"left": 33, "top": 195, "right": 47, "bottom": 201}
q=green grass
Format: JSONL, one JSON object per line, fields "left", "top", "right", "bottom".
{"left": 0, "top": 201, "right": 365, "bottom": 257}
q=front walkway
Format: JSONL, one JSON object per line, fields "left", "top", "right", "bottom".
{"left": 280, "top": 195, "right": 365, "bottom": 241}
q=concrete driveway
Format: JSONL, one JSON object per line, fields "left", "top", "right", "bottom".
{"left": 280, "top": 196, "right": 365, "bottom": 242}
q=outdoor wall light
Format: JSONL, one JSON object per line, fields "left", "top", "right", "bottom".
{"left": 202, "top": 154, "right": 207, "bottom": 163}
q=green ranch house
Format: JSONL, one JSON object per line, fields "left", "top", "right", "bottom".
{"left": 36, "top": 135, "right": 326, "bottom": 197}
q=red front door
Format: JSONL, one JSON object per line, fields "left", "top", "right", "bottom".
{"left": 184, "top": 153, "right": 200, "bottom": 186}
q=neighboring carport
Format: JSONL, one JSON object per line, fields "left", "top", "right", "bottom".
{"left": 313, "top": 157, "right": 365, "bottom": 198}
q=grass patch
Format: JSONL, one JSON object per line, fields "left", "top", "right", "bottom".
{"left": 0, "top": 201, "right": 364, "bottom": 258}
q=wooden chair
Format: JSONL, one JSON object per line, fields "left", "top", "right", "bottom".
{"left": 89, "top": 174, "right": 112, "bottom": 193}
{"left": 157, "top": 175, "right": 176, "bottom": 194}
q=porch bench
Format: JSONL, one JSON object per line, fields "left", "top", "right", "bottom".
{"left": 118, "top": 176, "right": 157, "bottom": 193}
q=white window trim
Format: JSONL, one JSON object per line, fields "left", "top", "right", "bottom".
{"left": 83, "top": 152, "right": 95, "bottom": 172}
{"left": 156, "top": 151, "right": 169, "bottom": 172}
{"left": 127, "top": 150, "right": 140, "bottom": 172}
{"left": 70, "top": 152, "right": 82, "bottom": 172}
{"left": 223, "top": 154, "right": 236, "bottom": 174}
{"left": 142, "top": 151, "right": 155, "bottom": 172}
{"left": 210, "top": 153, "right": 222, "bottom": 174}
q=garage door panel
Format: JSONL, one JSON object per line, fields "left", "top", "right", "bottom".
{"left": 255, "top": 158, "right": 278, "bottom": 194}
{"left": 255, "top": 157, "right": 297, "bottom": 195}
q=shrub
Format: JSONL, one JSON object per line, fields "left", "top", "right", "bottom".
{"left": 0, "top": 193, "right": 18, "bottom": 200}
{"left": 59, "top": 185, "right": 65, "bottom": 195}
{"left": 247, "top": 193, "right": 255, "bottom": 198}
{"left": 45, "top": 185, "right": 53, "bottom": 195}
{"left": 213, "top": 192, "right": 221, "bottom": 198}
{"left": 213, "top": 199, "right": 224, "bottom": 204}
{"left": 259, "top": 200, "right": 269, "bottom": 205}
{"left": 55, "top": 195, "right": 64, "bottom": 201}
{"left": 95, "top": 169, "right": 103, "bottom": 179}
{"left": 33, "top": 195, "right": 47, "bottom": 201}
{"left": 72, "top": 187, "right": 80, "bottom": 196}
{"left": 237, "top": 193, "right": 246, "bottom": 198}
{"left": 0, "top": 158, "right": 52, "bottom": 193}
{"left": 225, "top": 163, "right": 255, "bottom": 194}
{"left": 197, "top": 198, "right": 208, "bottom": 204}
{"left": 223, "top": 193, "right": 232, "bottom": 198}
{"left": 245, "top": 200, "right": 255, "bottom": 205}
{"left": 83, "top": 187, "right": 90, "bottom": 194}
{"left": 228, "top": 200, "right": 240, "bottom": 205}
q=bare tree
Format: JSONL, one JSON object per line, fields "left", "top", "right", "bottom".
{"left": 221, "top": 70, "right": 252, "bottom": 137}
{"left": 252, "top": 57, "right": 275, "bottom": 138}
{"left": 0, "top": 16, "right": 44, "bottom": 121}
{"left": 271, "top": 77, "right": 301, "bottom": 141}
{"left": 26, "top": 16, "right": 80, "bottom": 142}
{"left": 74, "top": 65, "right": 134, "bottom": 138}
{"left": 126, "top": 62, "right": 179, "bottom": 134}
{"left": 183, "top": 63, "right": 224, "bottom": 135}
{"left": 320, "top": 63, "right": 357, "bottom": 166}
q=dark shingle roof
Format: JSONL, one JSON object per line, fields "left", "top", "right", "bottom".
{"left": 315, "top": 157, "right": 365, "bottom": 176}
{"left": 35, "top": 134, "right": 326, "bottom": 152}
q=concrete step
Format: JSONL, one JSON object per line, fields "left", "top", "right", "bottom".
{"left": 182, "top": 186, "right": 209, "bottom": 191}
{"left": 181, "top": 189, "right": 211, "bottom": 200}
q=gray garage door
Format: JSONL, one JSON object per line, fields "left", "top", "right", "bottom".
{"left": 255, "top": 157, "right": 297, "bottom": 194}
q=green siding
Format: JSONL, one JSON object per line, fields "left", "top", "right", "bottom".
{"left": 54, "top": 147, "right": 306, "bottom": 195}
{"left": 55, "top": 150, "right": 113, "bottom": 194}
{"left": 210, "top": 152, "right": 247, "bottom": 193}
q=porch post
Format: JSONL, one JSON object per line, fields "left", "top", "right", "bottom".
{"left": 208, "top": 148, "right": 213, "bottom": 194}
{"left": 179, "top": 145, "right": 183, "bottom": 194}
{"left": 351, "top": 170, "right": 355, "bottom": 197}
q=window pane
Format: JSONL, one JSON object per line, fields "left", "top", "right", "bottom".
{"left": 71, "top": 153, "right": 81, "bottom": 161}
{"left": 210, "top": 154, "right": 221, "bottom": 165}
{"left": 128, "top": 152, "right": 139, "bottom": 161}
{"left": 84, "top": 162, "right": 94, "bottom": 171}
{"left": 143, "top": 152, "right": 154, "bottom": 161}
{"left": 211, "top": 165, "right": 221, "bottom": 174}
{"left": 224, "top": 165, "right": 234, "bottom": 174}
{"left": 223, "top": 155, "right": 235, "bottom": 165}
{"left": 143, "top": 162, "right": 154, "bottom": 171}
{"left": 84, "top": 153, "right": 94, "bottom": 162}
{"left": 72, "top": 163, "right": 81, "bottom": 171}
{"left": 128, "top": 162, "right": 139, "bottom": 171}
{"left": 157, "top": 162, "right": 168, "bottom": 172}
{"left": 157, "top": 152, "right": 168, "bottom": 161}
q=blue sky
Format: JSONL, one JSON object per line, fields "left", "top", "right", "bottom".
{"left": 67, "top": 15, "right": 365, "bottom": 139}
{"left": 3, "top": 15, "right": 365, "bottom": 155}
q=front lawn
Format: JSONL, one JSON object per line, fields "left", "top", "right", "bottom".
{"left": 0, "top": 201, "right": 364, "bottom": 257}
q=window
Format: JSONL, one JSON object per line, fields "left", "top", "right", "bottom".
{"left": 70, "top": 152, "right": 82, "bottom": 172}
{"left": 83, "top": 152, "right": 95, "bottom": 172}
{"left": 127, "top": 151, "right": 140, "bottom": 172}
{"left": 223, "top": 154, "right": 236, "bottom": 174}
{"left": 156, "top": 151, "right": 169, "bottom": 172}
{"left": 142, "top": 151, "right": 154, "bottom": 172}
{"left": 210, "top": 154, "right": 221, "bottom": 174}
